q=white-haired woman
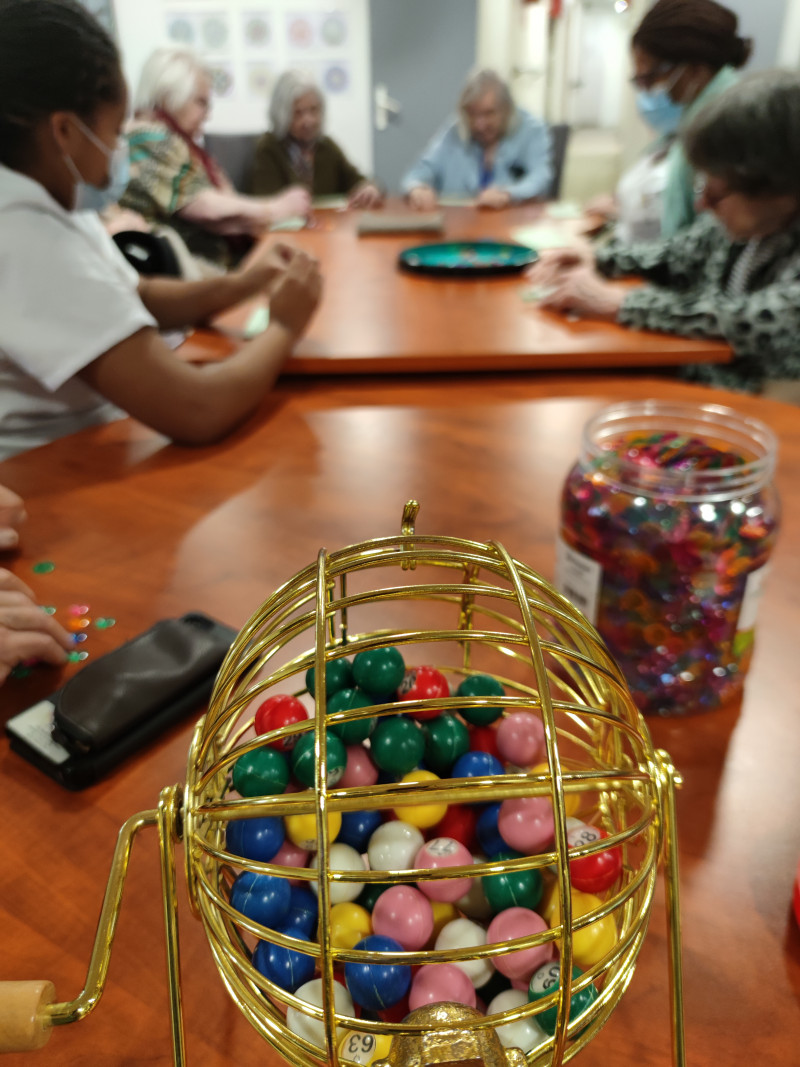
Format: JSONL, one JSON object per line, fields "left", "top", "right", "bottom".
{"left": 121, "top": 49, "right": 310, "bottom": 269}
{"left": 401, "top": 69, "right": 552, "bottom": 211}
{"left": 248, "top": 70, "right": 382, "bottom": 208}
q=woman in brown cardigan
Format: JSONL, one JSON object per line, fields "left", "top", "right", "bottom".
{"left": 249, "top": 70, "right": 383, "bottom": 208}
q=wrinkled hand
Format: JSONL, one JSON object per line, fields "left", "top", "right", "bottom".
{"left": 348, "top": 182, "right": 384, "bottom": 210}
{"left": 539, "top": 265, "right": 628, "bottom": 321}
{"left": 269, "top": 250, "right": 323, "bottom": 337}
{"left": 524, "top": 246, "right": 595, "bottom": 288}
{"left": 408, "top": 185, "right": 438, "bottom": 212}
{"left": 476, "top": 186, "right": 511, "bottom": 210}
{"left": 583, "top": 194, "right": 618, "bottom": 221}
{"left": 0, "top": 569, "right": 73, "bottom": 684}
{"left": 0, "top": 485, "right": 26, "bottom": 550}
{"left": 242, "top": 240, "right": 297, "bottom": 294}
{"left": 270, "top": 185, "right": 312, "bottom": 222}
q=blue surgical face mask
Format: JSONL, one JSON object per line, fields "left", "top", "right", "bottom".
{"left": 63, "top": 117, "right": 130, "bottom": 212}
{"left": 635, "top": 65, "right": 685, "bottom": 136}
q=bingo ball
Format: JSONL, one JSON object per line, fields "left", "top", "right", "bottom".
{"left": 254, "top": 694, "right": 308, "bottom": 749}
{"left": 456, "top": 674, "right": 505, "bottom": 725}
{"left": 392, "top": 769, "right": 447, "bottom": 828}
{"left": 468, "top": 725, "right": 501, "bottom": 760}
{"left": 340, "top": 744, "right": 379, "bottom": 788}
{"left": 328, "top": 688, "right": 376, "bottom": 744}
{"left": 338, "top": 1030, "right": 393, "bottom": 1066}
{"left": 310, "top": 843, "right": 366, "bottom": 903}
{"left": 306, "top": 657, "right": 354, "bottom": 698}
{"left": 568, "top": 822, "right": 623, "bottom": 894}
{"left": 487, "top": 907, "right": 551, "bottom": 980}
{"left": 352, "top": 646, "right": 406, "bottom": 696}
{"left": 370, "top": 716, "right": 424, "bottom": 776}
{"left": 283, "top": 886, "right": 319, "bottom": 936}
{"left": 229, "top": 871, "right": 290, "bottom": 929}
{"left": 476, "top": 804, "right": 507, "bottom": 857}
{"left": 286, "top": 978, "right": 353, "bottom": 1049}
{"left": 232, "top": 747, "right": 289, "bottom": 797}
{"left": 528, "top": 960, "right": 598, "bottom": 1035}
{"left": 415, "top": 838, "right": 474, "bottom": 902}
{"left": 285, "top": 809, "right": 341, "bottom": 851}
{"left": 498, "top": 796, "right": 555, "bottom": 853}
{"left": 495, "top": 711, "right": 545, "bottom": 767}
{"left": 451, "top": 750, "right": 504, "bottom": 780}
{"left": 357, "top": 882, "right": 393, "bottom": 912}
{"left": 482, "top": 851, "right": 543, "bottom": 913}
{"left": 368, "top": 821, "right": 425, "bottom": 872}
{"left": 291, "top": 730, "right": 347, "bottom": 787}
{"left": 330, "top": 902, "right": 373, "bottom": 950}
{"left": 434, "top": 918, "right": 494, "bottom": 987}
{"left": 226, "top": 816, "right": 284, "bottom": 863}
{"left": 344, "top": 935, "right": 411, "bottom": 1011}
{"left": 433, "top": 804, "right": 478, "bottom": 850}
{"left": 338, "top": 808, "right": 384, "bottom": 854}
{"left": 397, "top": 666, "right": 450, "bottom": 718}
{"left": 409, "top": 963, "right": 476, "bottom": 1011}
{"left": 372, "top": 885, "right": 434, "bottom": 950}
{"left": 253, "top": 932, "right": 315, "bottom": 992}
{"left": 488, "top": 989, "right": 547, "bottom": 1053}
{"left": 544, "top": 888, "right": 618, "bottom": 969}
{"left": 423, "top": 713, "right": 470, "bottom": 775}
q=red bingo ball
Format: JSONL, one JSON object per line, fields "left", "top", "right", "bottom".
{"left": 468, "top": 725, "right": 500, "bottom": 761}
{"left": 568, "top": 822, "right": 623, "bottom": 894}
{"left": 254, "top": 694, "right": 308, "bottom": 750}
{"left": 397, "top": 666, "right": 450, "bottom": 719}
{"left": 433, "top": 804, "right": 479, "bottom": 851}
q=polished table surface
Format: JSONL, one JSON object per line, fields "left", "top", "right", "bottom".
{"left": 185, "top": 205, "right": 731, "bottom": 374}
{"left": 1, "top": 373, "right": 798, "bottom": 1066}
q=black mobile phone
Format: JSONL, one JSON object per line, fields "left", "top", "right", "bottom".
{"left": 5, "top": 612, "right": 237, "bottom": 790}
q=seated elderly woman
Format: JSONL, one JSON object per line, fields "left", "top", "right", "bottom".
{"left": 401, "top": 69, "right": 552, "bottom": 211}
{"left": 526, "top": 70, "right": 800, "bottom": 396}
{"left": 249, "top": 70, "right": 382, "bottom": 207}
{"left": 121, "top": 49, "right": 310, "bottom": 270}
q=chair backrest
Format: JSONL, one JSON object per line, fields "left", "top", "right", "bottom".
{"left": 548, "top": 123, "right": 571, "bottom": 200}
{"left": 203, "top": 133, "right": 260, "bottom": 192}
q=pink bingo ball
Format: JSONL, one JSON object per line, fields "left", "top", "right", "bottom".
{"left": 497, "top": 796, "right": 554, "bottom": 853}
{"left": 372, "top": 885, "right": 434, "bottom": 950}
{"left": 495, "top": 712, "right": 545, "bottom": 767}
{"left": 270, "top": 837, "right": 310, "bottom": 881}
{"left": 408, "top": 964, "right": 477, "bottom": 1011}
{"left": 340, "top": 744, "right": 379, "bottom": 788}
{"left": 414, "top": 837, "right": 474, "bottom": 902}
{"left": 487, "top": 907, "right": 552, "bottom": 981}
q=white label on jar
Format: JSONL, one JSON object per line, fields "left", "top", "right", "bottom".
{"left": 554, "top": 536, "right": 602, "bottom": 625}
{"left": 736, "top": 564, "right": 770, "bottom": 633}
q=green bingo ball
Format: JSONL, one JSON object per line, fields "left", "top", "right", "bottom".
{"left": 528, "top": 961, "right": 597, "bottom": 1035}
{"left": 370, "top": 715, "right": 424, "bottom": 776}
{"left": 352, "top": 646, "right": 406, "bottom": 697}
{"left": 482, "top": 850, "right": 543, "bottom": 913}
{"left": 423, "top": 713, "right": 470, "bottom": 775}
{"left": 328, "top": 688, "right": 376, "bottom": 744}
{"left": 232, "top": 747, "right": 289, "bottom": 798}
{"left": 456, "top": 674, "right": 506, "bottom": 725}
{"left": 357, "top": 882, "right": 393, "bottom": 911}
{"left": 306, "top": 657, "right": 354, "bottom": 699}
{"left": 291, "top": 730, "right": 347, "bottom": 788}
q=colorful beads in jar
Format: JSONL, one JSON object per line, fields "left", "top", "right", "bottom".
{"left": 555, "top": 401, "right": 779, "bottom": 716}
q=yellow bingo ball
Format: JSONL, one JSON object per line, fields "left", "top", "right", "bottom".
{"left": 285, "top": 809, "right": 341, "bottom": 850}
{"left": 329, "top": 902, "right": 373, "bottom": 950}
{"left": 429, "top": 899, "right": 460, "bottom": 943}
{"left": 392, "top": 769, "right": 448, "bottom": 829}
{"left": 339, "top": 1030, "right": 393, "bottom": 1065}
{"left": 545, "top": 887, "right": 618, "bottom": 969}
{"left": 530, "top": 762, "right": 581, "bottom": 817}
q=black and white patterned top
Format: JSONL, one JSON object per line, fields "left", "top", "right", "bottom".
{"left": 596, "top": 212, "right": 800, "bottom": 393}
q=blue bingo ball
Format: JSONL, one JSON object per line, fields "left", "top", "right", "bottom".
{"left": 338, "top": 808, "right": 384, "bottom": 854}
{"left": 283, "top": 886, "right": 319, "bottom": 937}
{"left": 476, "top": 803, "right": 508, "bottom": 856}
{"left": 451, "top": 750, "right": 504, "bottom": 779}
{"left": 229, "top": 871, "right": 291, "bottom": 929}
{"left": 253, "top": 931, "right": 316, "bottom": 993}
{"left": 226, "top": 816, "right": 285, "bottom": 863}
{"left": 344, "top": 935, "right": 411, "bottom": 1011}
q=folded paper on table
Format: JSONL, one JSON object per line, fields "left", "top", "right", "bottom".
{"left": 511, "top": 225, "right": 582, "bottom": 250}
{"left": 244, "top": 305, "right": 270, "bottom": 338}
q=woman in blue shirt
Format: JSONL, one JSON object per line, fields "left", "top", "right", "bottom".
{"left": 401, "top": 69, "right": 552, "bottom": 211}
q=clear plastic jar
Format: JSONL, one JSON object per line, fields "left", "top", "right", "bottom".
{"left": 555, "top": 401, "right": 780, "bottom": 716}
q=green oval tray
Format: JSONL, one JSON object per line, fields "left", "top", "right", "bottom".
{"left": 398, "top": 239, "right": 538, "bottom": 277}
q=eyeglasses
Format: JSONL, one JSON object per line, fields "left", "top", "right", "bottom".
{"left": 630, "top": 63, "right": 673, "bottom": 90}
{"left": 694, "top": 176, "right": 735, "bottom": 209}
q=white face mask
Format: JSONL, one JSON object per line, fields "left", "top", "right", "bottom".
{"left": 63, "top": 116, "right": 130, "bottom": 210}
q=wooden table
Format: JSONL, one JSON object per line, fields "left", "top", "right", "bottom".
{"left": 183, "top": 206, "right": 731, "bottom": 375}
{"left": 1, "top": 374, "right": 798, "bottom": 1066}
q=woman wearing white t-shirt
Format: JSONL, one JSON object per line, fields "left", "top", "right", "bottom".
{"left": 0, "top": 0, "right": 322, "bottom": 461}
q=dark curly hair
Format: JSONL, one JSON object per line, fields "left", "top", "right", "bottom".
{"left": 633, "top": 0, "right": 752, "bottom": 71}
{"left": 0, "top": 0, "right": 123, "bottom": 167}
